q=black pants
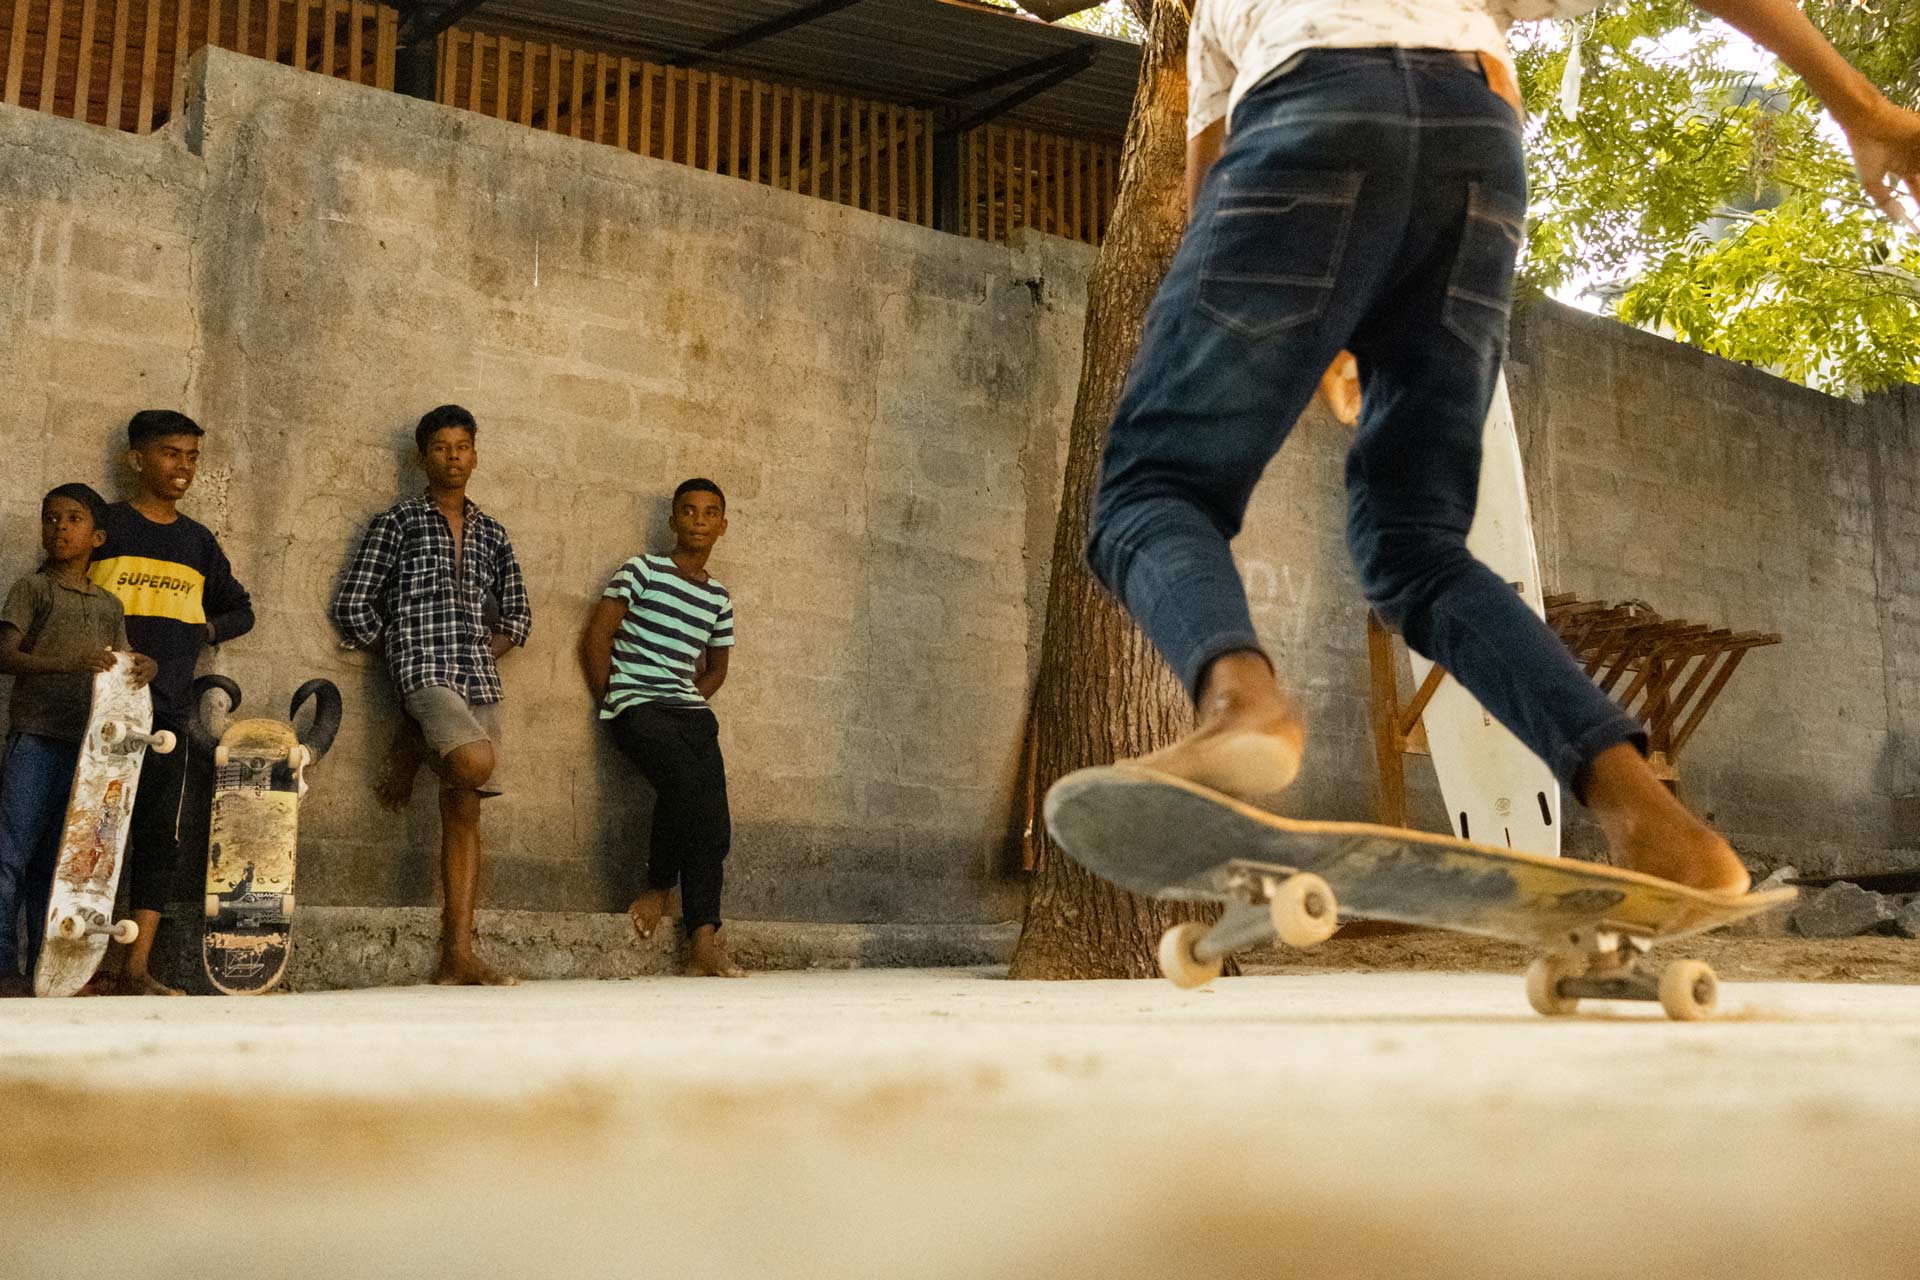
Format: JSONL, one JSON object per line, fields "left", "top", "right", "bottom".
{"left": 607, "top": 705, "right": 731, "bottom": 933}
{"left": 126, "top": 714, "right": 187, "bottom": 914}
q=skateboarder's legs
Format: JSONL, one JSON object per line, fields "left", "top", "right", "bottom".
{"left": 0, "top": 732, "right": 79, "bottom": 980}
{"left": 607, "top": 705, "right": 732, "bottom": 938}
{"left": 1088, "top": 49, "right": 1639, "bottom": 791}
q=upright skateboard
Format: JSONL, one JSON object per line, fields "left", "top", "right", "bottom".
{"left": 1047, "top": 765, "right": 1794, "bottom": 1021}
{"left": 190, "top": 676, "right": 341, "bottom": 995}
{"left": 34, "top": 654, "right": 175, "bottom": 997}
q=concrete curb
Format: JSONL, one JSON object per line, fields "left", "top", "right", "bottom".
{"left": 154, "top": 906, "right": 1019, "bottom": 992}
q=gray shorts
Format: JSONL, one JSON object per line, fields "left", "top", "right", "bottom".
{"left": 403, "top": 686, "right": 505, "bottom": 797}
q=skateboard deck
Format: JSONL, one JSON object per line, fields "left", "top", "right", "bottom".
{"left": 34, "top": 654, "right": 174, "bottom": 997}
{"left": 1046, "top": 765, "right": 1794, "bottom": 1020}
{"left": 195, "top": 677, "right": 340, "bottom": 996}
{"left": 1408, "top": 373, "right": 1560, "bottom": 856}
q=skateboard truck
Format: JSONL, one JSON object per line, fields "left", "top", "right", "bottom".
{"left": 53, "top": 913, "right": 139, "bottom": 945}
{"left": 1526, "top": 927, "right": 1718, "bottom": 1021}
{"left": 1157, "top": 869, "right": 1340, "bottom": 989}
{"left": 100, "top": 721, "right": 175, "bottom": 756}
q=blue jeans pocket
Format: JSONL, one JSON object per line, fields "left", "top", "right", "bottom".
{"left": 1196, "top": 171, "right": 1362, "bottom": 342}
{"left": 1441, "top": 182, "right": 1526, "bottom": 358}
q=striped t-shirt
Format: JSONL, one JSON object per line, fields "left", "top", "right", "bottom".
{"left": 600, "top": 554, "right": 735, "bottom": 717}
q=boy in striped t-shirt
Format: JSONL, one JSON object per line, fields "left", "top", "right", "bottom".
{"left": 579, "top": 478, "right": 742, "bottom": 977}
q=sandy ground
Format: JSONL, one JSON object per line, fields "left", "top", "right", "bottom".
{"left": 6, "top": 965, "right": 1920, "bottom": 1279}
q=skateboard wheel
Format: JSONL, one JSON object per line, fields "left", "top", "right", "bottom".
{"left": 1156, "top": 922, "right": 1222, "bottom": 990}
{"left": 1658, "top": 959, "right": 1718, "bottom": 1022}
{"left": 213, "top": 744, "right": 230, "bottom": 768}
{"left": 150, "top": 730, "right": 176, "bottom": 755}
{"left": 1268, "top": 873, "right": 1338, "bottom": 949}
{"left": 204, "top": 894, "right": 221, "bottom": 920}
{"left": 1525, "top": 955, "right": 1581, "bottom": 1017}
{"left": 280, "top": 894, "right": 296, "bottom": 916}
{"left": 55, "top": 915, "right": 84, "bottom": 942}
{"left": 111, "top": 919, "right": 140, "bottom": 945}
{"left": 288, "top": 745, "right": 311, "bottom": 770}
{"left": 101, "top": 720, "right": 128, "bottom": 746}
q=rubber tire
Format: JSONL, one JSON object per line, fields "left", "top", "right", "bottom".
{"left": 111, "top": 919, "right": 140, "bottom": 945}
{"left": 1525, "top": 955, "right": 1582, "bottom": 1016}
{"left": 1659, "top": 959, "right": 1718, "bottom": 1022}
{"left": 1268, "top": 873, "right": 1338, "bottom": 949}
{"left": 1157, "top": 922, "right": 1223, "bottom": 990}
{"left": 204, "top": 894, "right": 221, "bottom": 920}
{"left": 149, "top": 730, "right": 176, "bottom": 755}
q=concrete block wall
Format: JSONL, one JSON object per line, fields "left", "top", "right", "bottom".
{"left": 3, "top": 48, "right": 1917, "bottom": 935}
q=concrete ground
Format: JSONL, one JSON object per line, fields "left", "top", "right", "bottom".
{"left": 6, "top": 968, "right": 1920, "bottom": 1279}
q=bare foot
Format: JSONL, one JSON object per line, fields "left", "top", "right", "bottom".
{"left": 1584, "top": 744, "right": 1751, "bottom": 894}
{"left": 433, "top": 951, "right": 519, "bottom": 987}
{"left": 1130, "top": 651, "right": 1307, "bottom": 802}
{"left": 686, "top": 926, "right": 747, "bottom": 978}
{"left": 117, "top": 972, "right": 185, "bottom": 997}
{"left": 373, "top": 717, "right": 425, "bottom": 814}
{"left": 627, "top": 888, "right": 671, "bottom": 941}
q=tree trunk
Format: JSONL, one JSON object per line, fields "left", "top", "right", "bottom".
{"left": 1007, "top": 0, "right": 1233, "bottom": 981}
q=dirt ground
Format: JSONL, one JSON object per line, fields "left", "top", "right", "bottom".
{"left": 1251, "top": 928, "right": 1920, "bottom": 983}
{"left": 5, "top": 955, "right": 1920, "bottom": 1279}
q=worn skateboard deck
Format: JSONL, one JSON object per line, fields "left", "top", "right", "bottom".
{"left": 1046, "top": 765, "right": 1793, "bottom": 1018}
{"left": 195, "top": 677, "right": 341, "bottom": 996}
{"left": 203, "top": 718, "right": 301, "bottom": 995}
{"left": 34, "top": 655, "right": 173, "bottom": 997}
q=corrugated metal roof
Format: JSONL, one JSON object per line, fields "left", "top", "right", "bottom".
{"left": 462, "top": 0, "right": 1141, "bottom": 141}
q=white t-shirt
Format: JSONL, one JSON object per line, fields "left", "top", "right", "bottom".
{"left": 1187, "top": 0, "right": 1515, "bottom": 137}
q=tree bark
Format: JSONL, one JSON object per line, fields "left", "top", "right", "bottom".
{"left": 1007, "top": 0, "right": 1233, "bottom": 981}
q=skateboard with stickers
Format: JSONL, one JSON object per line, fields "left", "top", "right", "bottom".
{"left": 1046, "top": 765, "right": 1794, "bottom": 1021}
{"left": 34, "top": 654, "right": 174, "bottom": 997}
{"left": 191, "top": 675, "right": 340, "bottom": 995}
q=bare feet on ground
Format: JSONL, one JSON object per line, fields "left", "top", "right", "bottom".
{"left": 627, "top": 888, "right": 671, "bottom": 941}
{"left": 373, "top": 718, "right": 425, "bottom": 813}
{"left": 1584, "top": 744, "right": 1751, "bottom": 895}
{"left": 686, "top": 926, "right": 747, "bottom": 978}
{"left": 433, "top": 951, "right": 518, "bottom": 987}
{"left": 1130, "top": 651, "right": 1307, "bottom": 803}
{"left": 105, "top": 972, "right": 184, "bottom": 996}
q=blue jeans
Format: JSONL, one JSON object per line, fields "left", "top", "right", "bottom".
{"left": 1087, "top": 48, "right": 1643, "bottom": 793}
{"left": 0, "top": 732, "right": 79, "bottom": 974}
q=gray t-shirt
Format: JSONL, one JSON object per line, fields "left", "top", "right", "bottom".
{"left": 1, "top": 571, "right": 129, "bottom": 743}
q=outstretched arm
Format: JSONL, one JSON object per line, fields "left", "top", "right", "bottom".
{"left": 1693, "top": 0, "right": 1919, "bottom": 218}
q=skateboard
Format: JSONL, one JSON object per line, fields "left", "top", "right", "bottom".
{"left": 1045, "top": 765, "right": 1795, "bottom": 1021}
{"left": 33, "top": 654, "right": 175, "bottom": 997}
{"left": 190, "top": 675, "right": 341, "bottom": 995}
{"left": 1408, "top": 373, "right": 1559, "bottom": 856}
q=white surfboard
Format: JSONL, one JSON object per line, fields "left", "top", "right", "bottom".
{"left": 1405, "top": 373, "right": 1561, "bottom": 856}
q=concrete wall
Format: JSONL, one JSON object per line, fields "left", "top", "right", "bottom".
{"left": 3, "top": 49, "right": 1918, "bottom": 939}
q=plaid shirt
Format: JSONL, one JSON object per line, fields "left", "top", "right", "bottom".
{"left": 330, "top": 495, "right": 533, "bottom": 704}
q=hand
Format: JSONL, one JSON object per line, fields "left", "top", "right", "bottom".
{"left": 69, "top": 649, "right": 117, "bottom": 676}
{"left": 1843, "top": 101, "right": 1920, "bottom": 225}
{"left": 1317, "top": 351, "right": 1363, "bottom": 426}
{"left": 127, "top": 654, "right": 158, "bottom": 689}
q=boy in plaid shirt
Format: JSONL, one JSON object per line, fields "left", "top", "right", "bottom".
{"left": 331, "top": 405, "right": 531, "bottom": 986}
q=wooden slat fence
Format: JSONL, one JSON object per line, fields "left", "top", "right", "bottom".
{"left": 438, "top": 27, "right": 1121, "bottom": 246}
{"left": 0, "top": 0, "right": 395, "bottom": 133}
{"left": 438, "top": 29, "right": 940, "bottom": 228}
{"left": 962, "top": 122, "right": 1119, "bottom": 247}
